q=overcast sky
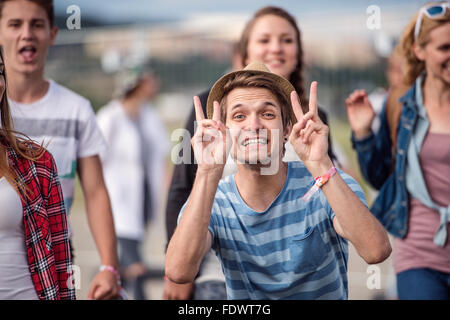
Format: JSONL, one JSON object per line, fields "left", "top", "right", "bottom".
{"left": 55, "top": 0, "right": 425, "bottom": 24}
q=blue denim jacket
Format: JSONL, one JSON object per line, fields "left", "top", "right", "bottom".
{"left": 351, "top": 83, "right": 419, "bottom": 239}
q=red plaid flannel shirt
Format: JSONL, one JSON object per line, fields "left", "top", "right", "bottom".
{"left": 5, "top": 141, "right": 76, "bottom": 300}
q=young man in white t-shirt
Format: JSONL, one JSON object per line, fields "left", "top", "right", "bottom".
{"left": 0, "top": 0, "right": 120, "bottom": 299}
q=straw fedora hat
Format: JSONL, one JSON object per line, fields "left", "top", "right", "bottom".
{"left": 206, "top": 61, "right": 298, "bottom": 124}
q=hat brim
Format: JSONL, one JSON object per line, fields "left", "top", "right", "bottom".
{"left": 206, "top": 68, "right": 298, "bottom": 125}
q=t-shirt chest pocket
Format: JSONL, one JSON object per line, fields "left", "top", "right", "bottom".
{"left": 286, "top": 226, "right": 330, "bottom": 274}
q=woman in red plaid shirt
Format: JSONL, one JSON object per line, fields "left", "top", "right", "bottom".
{"left": 0, "top": 50, "right": 75, "bottom": 300}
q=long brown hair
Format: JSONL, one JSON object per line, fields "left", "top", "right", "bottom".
{"left": 386, "top": 2, "right": 450, "bottom": 149}
{"left": 0, "top": 49, "right": 45, "bottom": 197}
{"left": 238, "top": 6, "right": 309, "bottom": 112}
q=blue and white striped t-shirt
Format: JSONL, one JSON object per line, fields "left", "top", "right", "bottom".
{"left": 207, "top": 161, "right": 367, "bottom": 300}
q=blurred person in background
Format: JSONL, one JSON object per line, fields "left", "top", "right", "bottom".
{"left": 346, "top": 2, "right": 450, "bottom": 299}
{"left": 97, "top": 66, "right": 170, "bottom": 300}
{"left": 0, "top": 50, "right": 74, "bottom": 300}
{"left": 238, "top": 6, "right": 339, "bottom": 165}
{"left": 359, "top": 50, "right": 406, "bottom": 208}
{"left": 164, "top": 6, "right": 342, "bottom": 300}
{"left": 365, "top": 50, "right": 405, "bottom": 135}
{"left": 0, "top": 0, "right": 120, "bottom": 299}
{"left": 349, "top": 47, "right": 405, "bottom": 301}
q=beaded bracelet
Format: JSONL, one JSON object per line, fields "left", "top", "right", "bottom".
{"left": 302, "top": 166, "right": 337, "bottom": 201}
{"left": 99, "top": 265, "right": 121, "bottom": 285}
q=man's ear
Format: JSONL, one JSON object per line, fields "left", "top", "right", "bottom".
{"left": 413, "top": 42, "right": 425, "bottom": 62}
{"left": 49, "top": 26, "right": 58, "bottom": 46}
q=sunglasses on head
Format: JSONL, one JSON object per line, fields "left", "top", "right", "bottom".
{"left": 414, "top": 2, "right": 450, "bottom": 42}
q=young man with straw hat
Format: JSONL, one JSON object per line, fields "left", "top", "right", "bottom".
{"left": 165, "top": 62, "right": 391, "bottom": 299}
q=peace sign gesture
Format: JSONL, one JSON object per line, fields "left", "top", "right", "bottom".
{"left": 289, "top": 82, "right": 332, "bottom": 175}
{"left": 191, "top": 96, "right": 230, "bottom": 173}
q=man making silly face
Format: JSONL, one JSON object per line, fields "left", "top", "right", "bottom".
{"left": 166, "top": 62, "right": 391, "bottom": 300}
{"left": 224, "top": 86, "right": 289, "bottom": 171}
{"left": 0, "top": 0, "right": 121, "bottom": 299}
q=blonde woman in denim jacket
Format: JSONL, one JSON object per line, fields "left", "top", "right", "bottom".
{"left": 345, "top": 2, "right": 450, "bottom": 300}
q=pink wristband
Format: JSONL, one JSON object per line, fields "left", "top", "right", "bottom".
{"left": 302, "top": 166, "right": 337, "bottom": 201}
{"left": 99, "top": 265, "right": 121, "bottom": 285}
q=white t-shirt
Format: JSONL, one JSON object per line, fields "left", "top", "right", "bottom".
{"left": 97, "top": 100, "right": 170, "bottom": 240}
{"left": 0, "top": 177, "right": 39, "bottom": 300}
{"left": 10, "top": 80, "right": 107, "bottom": 216}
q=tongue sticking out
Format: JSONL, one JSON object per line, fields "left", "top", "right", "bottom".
{"left": 20, "top": 49, "right": 36, "bottom": 63}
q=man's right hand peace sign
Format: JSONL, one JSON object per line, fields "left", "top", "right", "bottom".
{"left": 191, "top": 96, "right": 230, "bottom": 173}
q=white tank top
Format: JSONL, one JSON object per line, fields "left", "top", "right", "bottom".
{"left": 0, "top": 177, "right": 39, "bottom": 299}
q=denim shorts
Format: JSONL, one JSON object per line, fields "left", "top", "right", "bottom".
{"left": 117, "top": 237, "right": 142, "bottom": 267}
{"left": 397, "top": 268, "right": 450, "bottom": 300}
